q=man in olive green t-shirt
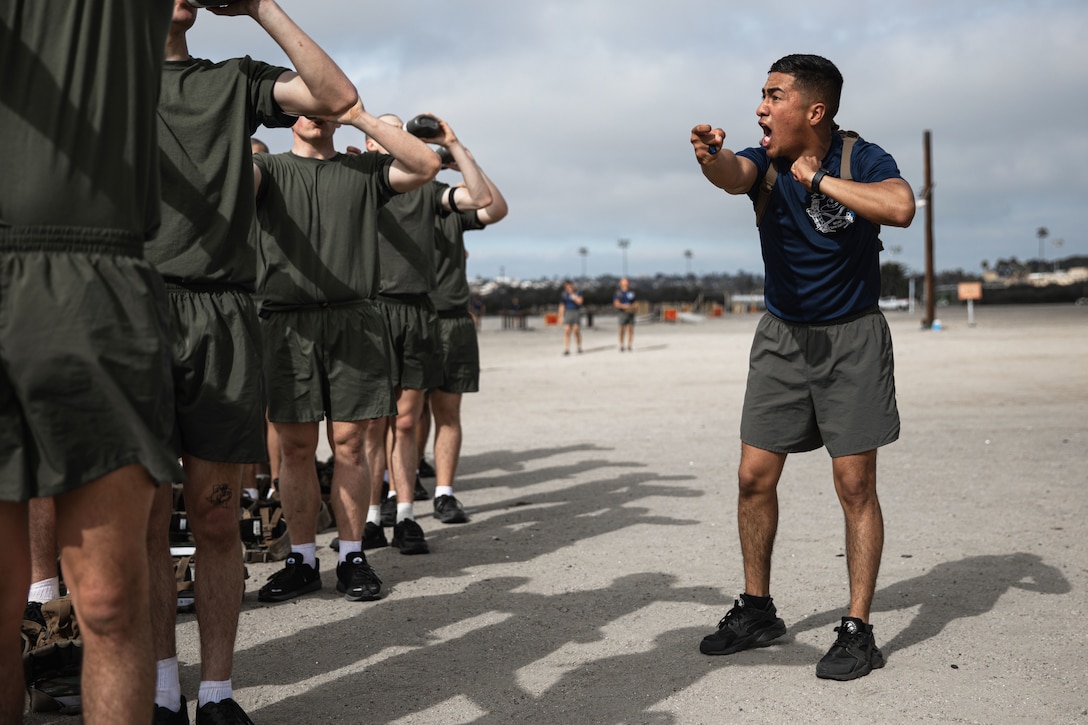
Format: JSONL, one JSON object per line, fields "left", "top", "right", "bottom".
{"left": 1, "top": 2, "right": 182, "bottom": 722}
{"left": 363, "top": 114, "right": 493, "bottom": 556}
{"left": 251, "top": 111, "right": 439, "bottom": 603}
{"left": 147, "top": 3, "right": 359, "bottom": 723}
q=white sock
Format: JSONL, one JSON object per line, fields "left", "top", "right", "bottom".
{"left": 27, "top": 577, "right": 60, "bottom": 603}
{"left": 396, "top": 502, "right": 414, "bottom": 523}
{"left": 338, "top": 540, "right": 361, "bottom": 563}
{"left": 198, "top": 679, "right": 232, "bottom": 706}
{"left": 435, "top": 486, "right": 453, "bottom": 498}
{"left": 155, "top": 657, "right": 182, "bottom": 711}
{"left": 291, "top": 542, "right": 317, "bottom": 569}
{"left": 367, "top": 505, "right": 382, "bottom": 525}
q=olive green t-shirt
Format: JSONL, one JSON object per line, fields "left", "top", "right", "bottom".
{"left": 253, "top": 151, "right": 397, "bottom": 310}
{"left": 376, "top": 178, "right": 449, "bottom": 296}
{"left": 431, "top": 210, "right": 486, "bottom": 312}
{"left": 0, "top": 0, "right": 172, "bottom": 241}
{"left": 148, "top": 56, "right": 294, "bottom": 289}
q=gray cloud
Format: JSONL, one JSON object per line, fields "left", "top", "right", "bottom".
{"left": 193, "top": 0, "right": 1088, "bottom": 279}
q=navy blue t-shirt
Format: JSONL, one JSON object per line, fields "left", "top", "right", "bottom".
{"left": 738, "top": 133, "right": 903, "bottom": 323}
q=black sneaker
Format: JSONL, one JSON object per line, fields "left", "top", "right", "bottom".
{"left": 433, "top": 494, "right": 469, "bottom": 524}
{"left": 195, "top": 697, "right": 254, "bottom": 725}
{"left": 257, "top": 553, "right": 321, "bottom": 602}
{"left": 336, "top": 552, "right": 383, "bottom": 601}
{"left": 362, "top": 521, "right": 388, "bottom": 549}
{"left": 699, "top": 598, "right": 787, "bottom": 655}
{"left": 414, "top": 476, "right": 430, "bottom": 501}
{"left": 154, "top": 696, "right": 189, "bottom": 725}
{"left": 391, "top": 518, "right": 430, "bottom": 555}
{"left": 24, "top": 601, "right": 46, "bottom": 628}
{"left": 816, "top": 616, "right": 885, "bottom": 681}
{"left": 329, "top": 537, "right": 340, "bottom": 551}
{"left": 380, "top": 494, "right": 396, "bottom": 527}
{"left": 417, "top": 458, "right": 436, "bottom": 478}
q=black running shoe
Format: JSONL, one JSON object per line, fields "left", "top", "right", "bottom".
{"left": 433, "top": 494, "right": 469, "bottom": 524}
{"left": 362, "top": 521, "right": 388, "bottom": 549}
{"left": 257, "top": 553, "right": 321, "bottom": 603}
{"left": 24, "top": 601, "right": 46, "bottom": 628}
{"left": 154, "top": 697, "right": 189, "bottom": 725}
{"left": 336, "top": 552, "right": 383, "bottom": 601}
{"left": 380, "top": 494, "right": 396, "bottom": 527}
{"left": 195, "top": 697, "right": 254, "bottom": 725}
{"left": 413, "top": 476, "right": 430, "bottom": 501}
{"left": 699, "top": 598, "right": 787, "bottom": 655}
{"left": 417, "top": 458, "right": 436, "bottom": 478}
{"left": 815, "top": 616, "right": 885, "bottom": 681}
{"left": 391, "top": 518, "right": 430, "bottom": 555}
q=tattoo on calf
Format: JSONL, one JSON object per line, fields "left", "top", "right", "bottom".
{"left": 208, "top": 484, "right": 233, "bottom": 508}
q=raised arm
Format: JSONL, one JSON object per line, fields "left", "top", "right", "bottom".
{"left": 691, "top": 123, "right": 759, "bottom": 195}
{"left": 340, "top": 102, "right": 440, "bottom": 192}
{"left": 475, "top": 169, "right": 508, "bottom": 225}
{"left": 429, "top": 117, "right": 491, "bottom": 212}
{"left": 213, "top": 0, "right": 357, "bottom": 118}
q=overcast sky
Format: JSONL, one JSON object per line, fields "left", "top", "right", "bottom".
{"left": 187, "top": 0, "right": 1087, "bottom": 281}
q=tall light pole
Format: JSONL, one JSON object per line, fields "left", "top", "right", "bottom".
{"left": 578, "top": 247, "right": 588, "bottom": 283}
{"left": 1036, "top": 227, "right": 1049, "bottom": 266}
{"left": 684, "top": 249, "right": 693, "bottom": 277}
{"left": 921, "top": 130, "right": 936, "bottom": 329}
{"left": 617, "top": 238, "right": 630, "bottom": 277}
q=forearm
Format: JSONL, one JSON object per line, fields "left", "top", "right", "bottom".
{"left": 476, "top": 169, "right": 508, "bottom": 224}
{"left": 818, "top": 176, "right": 916, "bottom": 228}
{"left": 347, "top": 106, "right": 440, "bottom": 181}
{"left": 700, "top": 149, "right": 753, "bottom": 195}
{"left": 257, "top": 0, "right": 356, "bottom": 117}
{"left": 447, "top": 143, "right": 492, "bottom": 211}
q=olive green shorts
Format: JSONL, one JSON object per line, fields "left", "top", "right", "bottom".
{"left": 376, "top": 294, "right": 443, "bottom": 391}
{"left": 261, "top": 302, "right": 395, "bottom": 423}
{"left": 436, "top": 313, "right": 479, "bottom": 394}
{"left": 168, "top": 285, "right": 268, "bottom": 464}
{"left": 740, "top": 308, "right": 900, "bottom": 458}
{"left": 0, "top": 228, "right": 182, "bottom": 501}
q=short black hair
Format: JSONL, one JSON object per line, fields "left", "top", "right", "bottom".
{"left": 769, "top": 54, "right": 843, "bottom": 120}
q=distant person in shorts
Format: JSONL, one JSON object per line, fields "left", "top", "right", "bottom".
{"left": 147, "top": 2, "right": 359, "bottom": 723}
{"left": 363, "top": 114, "right": 493, "bottom": 555}
{"left": 559, "top": 280, "right": 584, "bottom": 355}
{"left": 1, "top": 2, "right": 183, "bottom": 722}
{"left": 429, "top": 156, "right": 509, "bottom": 524}
{"left": 690, "top": 53, "right": 915, "bottom": 681}
{"left": 613, "top": 277, "right": 636, "bottom": 351}
{"left": 252, "top": 110, "right": 439, "bottom": 602}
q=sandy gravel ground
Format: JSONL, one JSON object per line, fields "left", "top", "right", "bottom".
{"left": 27, "top": 304, "right": 1088, "bottom": 724}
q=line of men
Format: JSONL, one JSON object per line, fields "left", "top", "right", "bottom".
{"left": 1, "top": 2, "right": 505, "bottom": 724}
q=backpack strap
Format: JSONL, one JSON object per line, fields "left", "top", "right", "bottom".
{"left": 753, "top": 161, "right": 778, "bottom": 227}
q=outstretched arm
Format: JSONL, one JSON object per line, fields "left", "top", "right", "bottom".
{"left": 213, "top": 0, "right": 357, "bottom": 118}
{"left": 691, "top": 123, "right": 758, "bottom": 195}
{"left": 339, "top": 101, "right": 440, "bottom": 192}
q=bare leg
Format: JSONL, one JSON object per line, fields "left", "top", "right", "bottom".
{"left": 366, "top": 418, "right": 389, "bottom": 508}
{"left": 573, "top": 325, "right": 582, "bottom": 351}
{"left": 737, "top": 443, "right": 787, "bottom": 597}
{"left": 562, "top": 325, "right": 572, "bottom": 353}
{"left": 430, "top": 390, "right": 463, "bottom": 492}
{"left": 54, "top": 465, "right": 157, "bottom": 725}
{"left": 389, "top": 389, "right": 426, "bottom": 506}
{"left": 416, "top": 396, "right": 432, "bottom": 466}
{"left": 28, "top": 496, "right": 58, "bottom": 596}
{"left": 275, "top": 422, "right": 321, "bottom": 546}
{"left": 0, "top": 500, "right": 30, "bottom": 723}
{"left": 148, "top": 482, "right": 178, "bottom": 664}
{"left": 831, "top": 450, "right": 883, "bottom": 621}
{"left": 328, "top": 421, "right": 369, "bottom": 542}
{"left": 266, "top": 414, "right": 282, "bottom": 485}
{"left": 182, "top": 456, "right": 246, "bottom": 682}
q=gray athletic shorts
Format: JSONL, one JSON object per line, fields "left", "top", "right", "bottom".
{"left": 376, "top": 294, "right": 443, "bottom": 391}
{"left": 0, "top": 229, "right": 182, "bottom": 501}
{"left": 563, "top": 308, "right": 581, "bottom": 326}
{"left": 618, "top": 311, "right": 636, "bottom": 326}
{"left": 436, "top": 313, "right": 480, "bottom": 394}
{"left": 740, "top": 307, "right": 900, "bottom": 458}
{"left": 261, "top": 301, "right": 395, "bottom": 423}
{"left": 169, "top": 285, "right": 267, "bottom": 464}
